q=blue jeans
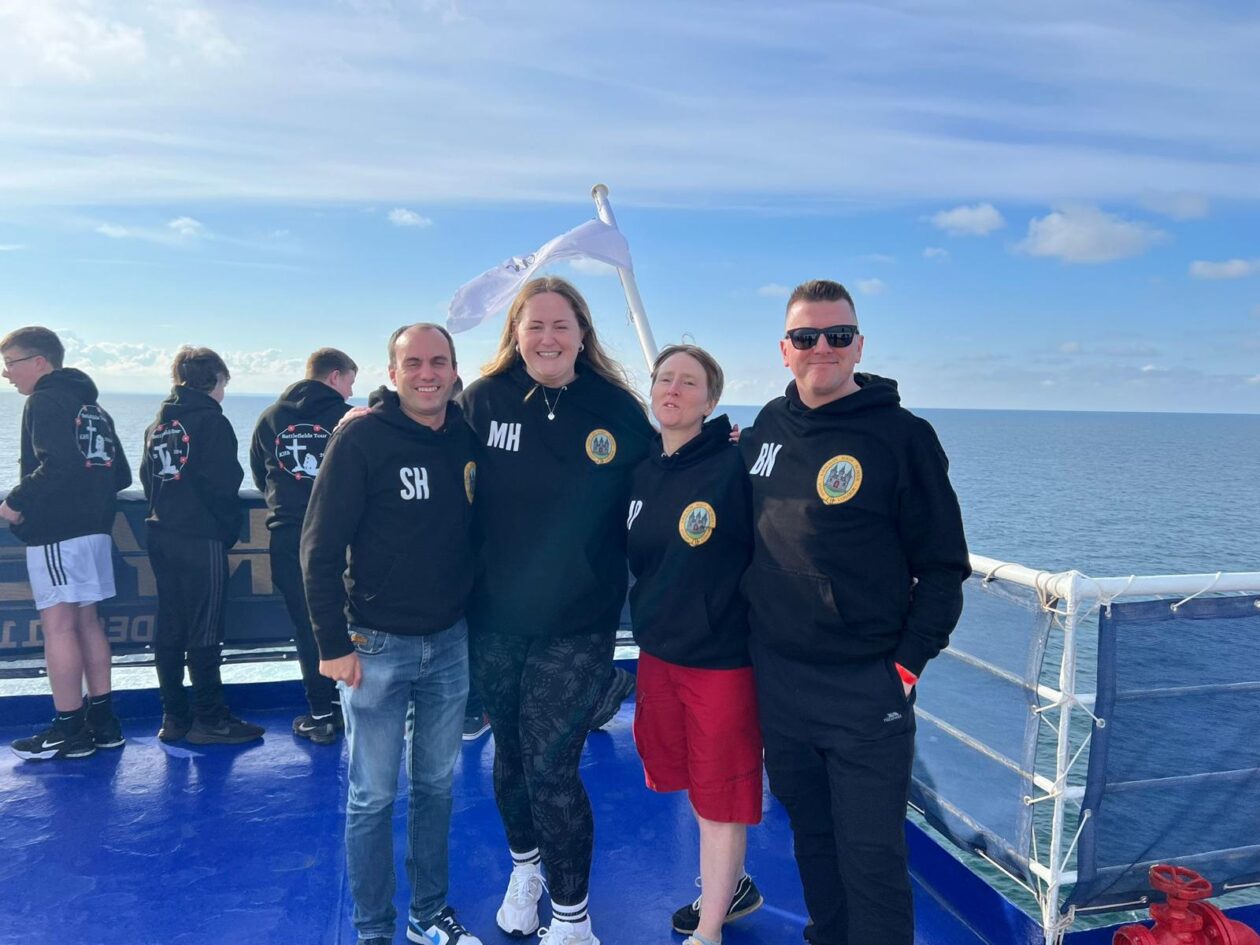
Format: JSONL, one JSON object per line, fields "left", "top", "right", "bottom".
{"left": 341, "top": 620, "right": 469, "bottom": 940}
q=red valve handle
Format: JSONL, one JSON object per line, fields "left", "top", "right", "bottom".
{"left": 1149, "top": 864, "right": 1213, "bottom": 901}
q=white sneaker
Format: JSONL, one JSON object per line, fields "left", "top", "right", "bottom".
{"left": 537, "top": 917, "right": 599, "bottom": 945}
{"left": 496, "top": 863, "right": 547, "bottom": 937}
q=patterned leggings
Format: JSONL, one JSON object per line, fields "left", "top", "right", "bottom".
{"left": 471, "top": 628, "right": 614, "bottom": 905}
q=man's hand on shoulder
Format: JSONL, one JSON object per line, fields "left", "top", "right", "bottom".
{"left": 320, "top": 652, "right": 362, "bottom": 688}
{"left": 0, "top": 500, "right": 23, "bottom": 525}
{"left": 334, "top": 406, "right": 370, "bottom": 432}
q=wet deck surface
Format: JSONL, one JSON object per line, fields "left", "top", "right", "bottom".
{"left": 0, "top": 683, "right": 989, "bottom": 945}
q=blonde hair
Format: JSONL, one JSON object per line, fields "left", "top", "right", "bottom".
{"left": 481, "top": 276, "right": 644, "bottom": 407}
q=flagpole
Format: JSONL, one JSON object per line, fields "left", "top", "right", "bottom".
{"left": 591, "top": 184, "right": 659, "bottom": 371}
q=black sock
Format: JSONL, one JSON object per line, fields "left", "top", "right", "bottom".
{"left": 87, "top": 693, "right": 113, "bottom": 716}
{"left": 55, "top": 704, "right": 86, "bottom": 729}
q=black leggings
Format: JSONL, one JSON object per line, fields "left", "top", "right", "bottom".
{"left": 269, "top": 525, "right": 337, "bottom": 716}
{"left": 148, "top": 527, "right": 229, "bottom": 721}
{"left": 471, "top": 628, "right": 614, "bottom": 905}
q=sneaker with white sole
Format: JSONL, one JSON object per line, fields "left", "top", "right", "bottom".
{"left": 11, "top": 717, "right": 97, "bottom": 761}
{"left": 671, "top": 873, "right": 764, "bottom": 934}
{"left": 537, "top": 917, "right": 599, "bottom": 945}
{"left": 496, "top": 863, "right": 547, "bottom": 937}
{"left": 407, "top": 906, "right": 482, "bottom": 945}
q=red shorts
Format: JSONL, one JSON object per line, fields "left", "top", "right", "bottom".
{"left": 632, "top": 651, "right": 763, "bottom": 825}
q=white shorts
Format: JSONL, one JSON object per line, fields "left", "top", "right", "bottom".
{"left": 25, "top": 534, "right": 117, "bottom": 611}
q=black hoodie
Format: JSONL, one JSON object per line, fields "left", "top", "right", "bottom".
{"left": 249, "top": 379, "right": 352, "bottom": 530}
{"left": 6, "top": 368, "right": 132, "bottom": 546}
{"left": 738, "top": 374, "right": 970, "bottom": 677}
{"left": 300, "top": 392, "right": 478, "bottom": 660}
{"left": 627, "top": 415, "right": 753, "bottom": 669}
{"left": 140, "top": 386, "right": 244, "bottom": 546}
{"left": 458, "top": 362, "right": 654, "bottom": 639}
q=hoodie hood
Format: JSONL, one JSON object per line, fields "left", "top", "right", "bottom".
{"left": 33, "top": 367, "right": 99, "bottom": 403}
{"left": 367, "top": 386, "right": 467, "bottom": 437}
{"left": 277, "top": 379, "right": 346, "bottom": 419}
{"left": 651, "top": 414, "right": 734, "bottom": 470}
{"left": 158, "top": 384, "right": 223, "bottom": 420}
{"left": 784, "top": 372, "right": 901, "bottom": 422}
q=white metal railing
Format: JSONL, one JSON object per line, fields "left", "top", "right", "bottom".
{"left": 967, "top": 553, "right": 1260, "bottom": 945}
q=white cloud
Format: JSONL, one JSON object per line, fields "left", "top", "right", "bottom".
{"left": 857, "top": 278, "right": 886, "bottom": 295}
{"left": 930, "top": 203, "right": 1005, "bottom": 237}
{"left": 168, "top": 216, "right": 205, "bottom": 238}
{"left": 566, "top": 257, "right": 618, "bottom": 277}
{"left": 756, "top": 283, "right": 791, "bottom": 298}
{"left": 95, "top": 223, "right": 130, "bottom": 238}
{"left": 60, "top": 332, "right": 302, "bottom": 380}
{"left": 1189, "top": 258, "right": 1260, "bottom": 280}
{"left": 388, "top": 208, "right": 432, "bottom": 228}
{"left": 1015, "top": 205, "right": 1165, "bottom": 263}
{"left": 858, "top": 253, "right": 895, "bottom": 264}
{"left": 923, "top": 247, "right": 949, "bottom": 261}
{"left": 1248, "top": 375, "right": 1260, "bottom": 386}
{"left": 1059, "top": 341, "right": 1082, "bottom": 354}
{"left": 1139, "top": 193, "right": 1209, "bottom": 220}
{"left": 0, "top": 243, "right": 25, "bottom": 252}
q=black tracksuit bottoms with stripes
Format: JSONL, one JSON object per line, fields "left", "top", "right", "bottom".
{"left": 753, "top": 637, "right": 917, "bottom": 945}
{"left": 471, "top": 628, "right": 614, "bottom": 907}
{"left": 147, "top": 526, "right": 230, "bottom": 722}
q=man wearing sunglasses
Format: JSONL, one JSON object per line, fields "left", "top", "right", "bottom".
{"left": 739, "top": 280, "right": 970, "bottom": 945}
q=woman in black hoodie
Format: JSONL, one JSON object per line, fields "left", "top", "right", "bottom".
{"left": 458, "top": 277, "right": 653, "bottom": 945}
{"left": 625, "top": 345, "right": 762, "bottom": 945}
{"left": 141, "top": 347, "right": 263, "bottom": 745}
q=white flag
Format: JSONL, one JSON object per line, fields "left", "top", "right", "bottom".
{"left": 447, "top": 219, "right": 632, "bottom": 334}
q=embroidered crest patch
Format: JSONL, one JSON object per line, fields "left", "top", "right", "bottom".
{"left": 816, "top": 454, "right": 862, "bottom": 505}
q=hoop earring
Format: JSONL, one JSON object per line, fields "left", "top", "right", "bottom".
{"left": 514, "top": 344, "right": 520, "bottom": 354}
{"left": 579, "top": 343, "right": 585, "bottom": 352}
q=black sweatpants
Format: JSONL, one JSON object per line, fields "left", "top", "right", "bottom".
{"left": 752, "top": 638, "right": 917, "bottom": 945}
{"left": 471, "top": 628, "right": 614, "bottom": 906}
{"left": 269, "top": 525, "right": 337, "bottom": 717}
{"left": 148, "top": 527, "right": 229, "bottom": 722}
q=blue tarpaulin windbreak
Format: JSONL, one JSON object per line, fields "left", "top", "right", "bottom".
{"left": 1069, "top": 594, "right": 1260, "bottom": 911}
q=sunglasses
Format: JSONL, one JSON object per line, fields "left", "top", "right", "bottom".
{"left": 784, "top": 325, "right": 859, "bottom": 350}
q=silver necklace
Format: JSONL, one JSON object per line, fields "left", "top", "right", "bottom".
{"left": 541, "top": 385, "right": 566, "bottom": 420}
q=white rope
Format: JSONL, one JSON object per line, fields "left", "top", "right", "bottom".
{"left": 1170, "top": 571, "right": 1224, "bottom": 612}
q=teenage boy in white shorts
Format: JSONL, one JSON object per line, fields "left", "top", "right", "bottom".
{"left": 1, "top": 326, "right": 133, "bottom": 761}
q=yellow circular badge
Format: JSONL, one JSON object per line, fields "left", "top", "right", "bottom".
{"left": 816, "top": 455, "right": 862, "bottom": 505}
{"left": 585, "top": 429, "right": 617, "bottom": 465}
{"left": 678, "top": 501, "right": 717, "bottom": 546}
{"left": 463, "top": 461, "right": 476, "bottom": 504}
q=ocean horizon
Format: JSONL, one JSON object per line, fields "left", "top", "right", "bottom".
{"left": 3, "top": 391, "right": 1258, "bottom": 579}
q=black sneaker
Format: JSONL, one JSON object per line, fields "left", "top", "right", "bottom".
{"left": 588, "top": 666, "right": 635, "bottom": 731}
{"left": 293, "top": 713, "right": 338, "bottom": 745}
{"left": 87, "top": 712, "right": 126, "bottom": 750}
{"left": 158, "top": 713, "right": 194, "bottom": 743}
{"left": 462, "top": 712, "right": 491, "bottom": 742}
{"left": 186, "top": 711, "right": 265, "bottom": 745}
{"left": 671, "top": 874, "right": 764, "bottom": 934}
{"left": 10, "top": 718, "right": 97, "bottom": 761}
{"left": 407, "top": 905, "right": 483, "bottom": 944}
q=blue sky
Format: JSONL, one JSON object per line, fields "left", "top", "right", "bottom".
{"left": 1, "top": 0, "right": 1258, "bottom": 412}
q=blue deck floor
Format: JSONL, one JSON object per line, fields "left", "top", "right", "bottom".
{"left": 1, "top": 681, "right": 1005, "bottom": 945}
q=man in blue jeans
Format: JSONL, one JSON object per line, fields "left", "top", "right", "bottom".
{"left": 301, "top": 323, "right": 482, "bottom": 945}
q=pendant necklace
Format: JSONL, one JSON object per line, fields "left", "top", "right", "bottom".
{"left": 541, "top": 385, "right": 566, "bottom": 420}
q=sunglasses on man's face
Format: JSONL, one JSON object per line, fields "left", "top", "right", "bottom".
{"left": 784, "top": 325, "right": 859, "bottom": 350}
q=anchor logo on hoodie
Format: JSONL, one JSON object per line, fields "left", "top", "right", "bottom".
{"left": 148, "top": 420, "right": 191, "bottom": 481}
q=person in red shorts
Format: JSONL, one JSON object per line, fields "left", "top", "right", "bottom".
{"left": 625, "top": 344, "right": 764, "bottom": 945}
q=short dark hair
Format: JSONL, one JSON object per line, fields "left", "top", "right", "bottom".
{"left": 0, "top": 326, "right": 65, "bottom": 369}
{"left": 305, "top": 348, "right": 358, "bottom": 380}
{"left": 786, "top": 280, "right": 857, "bottom": 324}
{"left": 388, "top": 323, "right": 457, "bottom": 369}
{"left": 172, "top": 346, "right": 230, "bottom": 391}
{"left": 651, "top": 344, "right": 725, "bottom": 404}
